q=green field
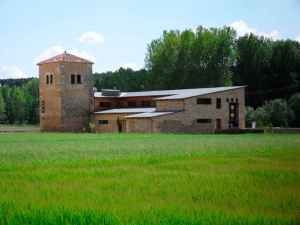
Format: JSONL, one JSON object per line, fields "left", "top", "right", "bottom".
{"left": 0, "top": 133, "right": 299, "bottom": 225}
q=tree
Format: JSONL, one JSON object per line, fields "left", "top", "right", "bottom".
{"left": 233, "top": 34, "right": 273, "bottom": 107}
{"left": 264, "top": 99, "right": 294, "bottom": 127}
{"left": 146, "top": 26, "right": 236, "bottom": 89}
{"left": 0, "top": 91, "right": 5, "bottom": 122}
{"left": 288, "top": 93, "right": 300, "bottom": 127}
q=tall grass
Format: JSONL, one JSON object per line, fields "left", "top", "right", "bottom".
{"left": 0, "top": 133, "right": 299, "bottom": 224}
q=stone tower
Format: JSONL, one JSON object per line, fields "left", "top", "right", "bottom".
{"left": 37, "top": 51, "right": 94, "bottom": 131}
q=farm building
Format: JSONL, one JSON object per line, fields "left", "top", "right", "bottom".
{"left": 38, "top": 52, "right": 245, "bottom": 133}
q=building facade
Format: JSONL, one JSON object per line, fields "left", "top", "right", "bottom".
{"left": 38, "top": 52, "right": 93, "bottom": 131}
{"left": 38, "top": 53, "right": 245, "bottom": 133}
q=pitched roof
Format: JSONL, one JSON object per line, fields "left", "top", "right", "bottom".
{"left": 94, "top": 108, "right": 155, "bottom": 114}
{"left": 125, "top": 111, "right": 175, "bottom": 118}
{"left": 37, "top": 51, "right": 94, "bottom": 65}
{"left": 94, "top": 86, "right": 245, "bottom": 100}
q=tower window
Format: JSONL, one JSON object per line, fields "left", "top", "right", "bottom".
{"left": 46, "top": 75, "right": 49, "bottom": 84}
{"left": 77, "top": 74, "right": 82, "bottom": 84}
{"left": 71, "top": 74, "right": 76, "bottom": 84}
{"left": 50, "top": 74, "right": 53, "bottom": 84}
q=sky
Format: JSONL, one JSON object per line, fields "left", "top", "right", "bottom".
{"left": 0, "top": 0, "right": 300, "bottom": 78}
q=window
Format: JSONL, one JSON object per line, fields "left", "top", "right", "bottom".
{"left": 71, "top": 74, "right": 76, "bottom": 84}
{"left": 141, "top": 101, "right": 151, "bottom": 107}
{"left": 128, "top": 101, "right": 137, "bottom": 107}
{"left": 77, "top": 74, "right": 82, "bottom": 84}
{"left": 50, "top": 74, "right": 53, "bottom": 84}
{"left": 197, "top": 119, "right": 212, "bottom": 124}
{"left": 98, "top": 120, "right": 108, "bottom": 125}
{"left": 41, "top": 100, "right": 45, "bottom": 113}
{"left": 197, "top": 98, "right": 211, "bottom": 104}
{"left": 216, "top": 98, "right": 221, "bottom": 109}
{"left": 46, "top": 75, "right": 49, "bottom": 84}
{"left": 99, "top": 102, "right": 111, "bottom": 108}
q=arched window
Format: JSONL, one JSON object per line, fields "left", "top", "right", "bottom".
{"left": 50, "top": 74, "right": 53, "bottom": 84}
{"left": 71, "top": 74, "right": 76, "bottom": 84}
{"left": 46, "top": 75, "right": 49, "bottom": 84}
{"left": 77, "top": 74, "right": 82, "bottom": 84}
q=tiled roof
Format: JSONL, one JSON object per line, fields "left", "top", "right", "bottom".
{"left": 94, "top": 108, "right": 155, "bottom": 114}
{"left": 37, "top": 52, "right": 94, "bottom": 65}
{"left": 94, "top": 86, "right": 245, "bottom": 100}
{"left": 125, "top": 111, "right": 175, "bottom": 118}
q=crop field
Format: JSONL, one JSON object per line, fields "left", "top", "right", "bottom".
{"left": 0, "top": 133, "right": 299, "bottom": 225}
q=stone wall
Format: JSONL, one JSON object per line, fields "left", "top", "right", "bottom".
{"left": 156, "top": 99, "right": 184, "bottom": 112}
{"left": 39, "top": 62, "right": 93, "bottom": 132}
{"left": 126, "top": 118, "right": 153, "bottom": 133}
{"left": 152, "top": 87, "right": 245, "bottom": 133}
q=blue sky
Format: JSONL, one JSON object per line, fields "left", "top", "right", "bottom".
{"left": 0, "top": 0, "right": 300, "bottom": 78}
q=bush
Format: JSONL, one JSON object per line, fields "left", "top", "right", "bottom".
{"left": 288, "top": 93, "right": 300, "bottom": 127}
{"left": 246, "top": 99, "right": 294, "bottom": 128}
{"left": 264, "top": 99, "right": 294, "bottom": 127}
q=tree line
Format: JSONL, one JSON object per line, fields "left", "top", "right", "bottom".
{"left": 95, "top": 26, "right": 300, "bottom": 108}
{"left": 0, "top": 79, "right": 39, "bottom": 124}
{"left": 0, "top": 26, "right": 300, "bottom": 126}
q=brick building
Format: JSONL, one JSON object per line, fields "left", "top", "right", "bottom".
{"left": 38, "top": 52, "right": 245, "bottom": 133}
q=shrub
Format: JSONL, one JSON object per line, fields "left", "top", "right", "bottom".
{"left": 264, "top": 99, "right": 294, "bottom": 127}
{"left": 288, "top": 93, "right": 300, "bottom": 127}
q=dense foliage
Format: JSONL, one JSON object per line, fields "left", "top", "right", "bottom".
{"left": 0, "top": 79, "right": 39, "bottom": 124}
{"left": 1, "top": 26, "right": 300, "bottom": 126}
{"left": 245, "top": 95, "right": 299, "bottom": 128}
{"left": 94, "top": 28, "right": 300, "bottom": 102}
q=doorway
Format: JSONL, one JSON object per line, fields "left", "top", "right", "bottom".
{"left": 216, "top": 119, "right": 222, "bottom": 130}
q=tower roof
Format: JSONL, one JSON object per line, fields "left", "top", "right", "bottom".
{"left": 37, "top": 51, "right": 94, "bottom": 65}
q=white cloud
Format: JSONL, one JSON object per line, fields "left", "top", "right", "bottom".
{"left": 0, "top": 65, "right": 28, "bottom": 79}
{"left": 230, "top": 20, "right": 280, "bottom": 40}
{"left": 78, "top": 32, "right": 104, "bottom": 44}
{"left": 296, "top": 36, "right": 300, "bottom": 42}
{"left": 35, "top": 45, "right": 96, "bottom": 64}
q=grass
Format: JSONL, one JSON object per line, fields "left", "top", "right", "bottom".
{"left": 0, "top": 133, "right": 299, "bottom": 224}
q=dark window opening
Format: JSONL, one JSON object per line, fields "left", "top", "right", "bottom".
{"left": 46, "top": 75, "right": 49, "bottom": 84}
{"left": 197, "top": 98, "right": 212, "bottom": 105}
{"left": 141, "top": 101, "right": 151, "bottom": 107}
{"left": 216, "top": 98, "right": 221, "bottom": 109}
{"left": 197, "top": 119, "right": 212, "bottom": 124}
{"left": 77, "top": 74, "right": 82, "bottom": 84}
{"left": 98, "top": 120, "right": 109, "bottom": 125}
{"left": 50, "top": 74, "right": 53, "bottom": 84}
{"left": 99, "top": 102, "right": 111, "bottom": 108}
{"left": 71, "top": 74, "right": 76, "bottom": 84}
{"left": 128, "top": 101, "right": 137, "bottom": 107}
